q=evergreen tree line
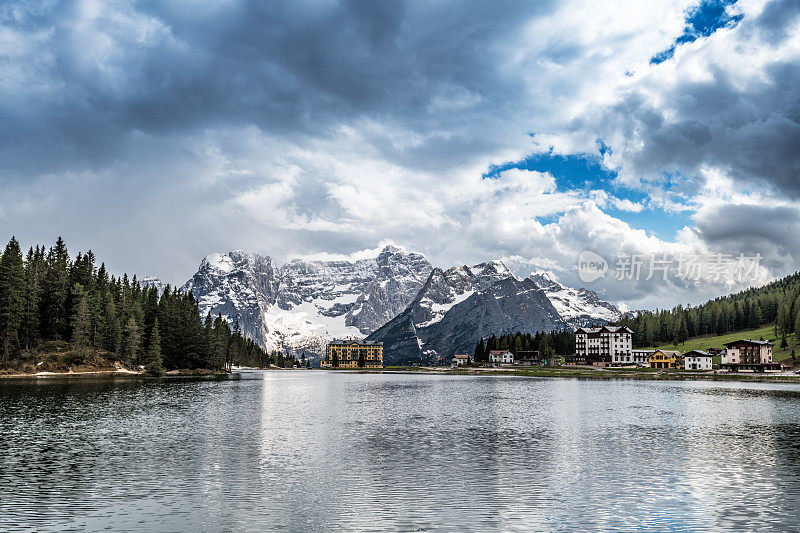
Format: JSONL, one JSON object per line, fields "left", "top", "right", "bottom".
{"left": 615, "top": 271, "right": 800, "bottom": 348}
{"left": 258, "top": 350, "right": 312, "bottom": 369}
{"left": 0, "top": 236, "right": 270, "bottom": 373}
{"left": 473, "top": 330, "right": 575, "bottom": 362}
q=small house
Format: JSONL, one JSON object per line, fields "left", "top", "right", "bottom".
{"left": 683, "top": 350, "right": 712, "bottom": 371}
{"left": 515, "top": 350, "right": 542, "bottom": 366}
{"left": 452, "top": 354, "right": 470, "bottom": 367}
{"left": 631, "top": 349, "right": 654, "bottom": 366}
{"left": 488, "top": 350, "right": 514, "bottom": 366}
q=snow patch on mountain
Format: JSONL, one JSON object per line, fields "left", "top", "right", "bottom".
{"left": 181, "top": 244, "right": 623, "bottom": 361}
{"left": 529, "top": 270, "right": 622, "bottom": 326}
{"left": 182, "top": 244, "right": 432, "bottom": 356}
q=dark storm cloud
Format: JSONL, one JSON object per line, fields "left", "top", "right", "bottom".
{"left": 0, "top": 0, "right": 556, "bottom": 182}
{"left": 755, "top": 0, "right": 800, "bottom": 42}
{"left": 693, "top": 203, "right": 800, "bottom": 277}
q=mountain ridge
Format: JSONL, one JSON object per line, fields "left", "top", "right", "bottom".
{"left": 178, "top": 245, "right": 623, "bottom": 360}
{"left": 181, "top": 244, "right": 433, "bottom": 355}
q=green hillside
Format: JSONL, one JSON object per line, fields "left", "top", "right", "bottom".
{"left": 655, "top": 324, "right": 799, "bottom": 363}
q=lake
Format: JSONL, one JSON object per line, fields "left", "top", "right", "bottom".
{"left": 2, "top": 371, "right": 800, "bottom": 531}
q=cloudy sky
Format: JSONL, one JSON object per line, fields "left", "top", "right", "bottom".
{"left": 1, "top": 0, "right": 799, "bottom": 310}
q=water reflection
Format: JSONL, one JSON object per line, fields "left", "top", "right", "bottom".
{"left": 2, "top": 373, "right": 800, "bottom": 531}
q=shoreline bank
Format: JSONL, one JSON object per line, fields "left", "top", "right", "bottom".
{"left": 343, "top": 366, "right": 800, "bottom": 384}
{"left": 0, "top": 368, "right": 230, "bottom": 379}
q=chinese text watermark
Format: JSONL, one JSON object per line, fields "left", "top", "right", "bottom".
{"left": 578, "top": 252, "right": 762, "bottom": 284}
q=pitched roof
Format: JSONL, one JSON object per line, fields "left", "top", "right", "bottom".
{"left": 723, "top": 339, "right": 774, "bottom": 347}
{"left": 683, "top": 350, "right": 711, "bottom": 357}
{"left": 652, "top": 350, "right": 682, "bottom": 357}
{"left": 329, "top": 339, "right": 383, "bottom": 346}
{"left": 575, "top": 326, "right": 634, "bottom": 334}
{"left": 453, "top": 354, "right": 469, "bottom": 359}
{"left": 602, "top": 326, "right": 634, "bottom": 333}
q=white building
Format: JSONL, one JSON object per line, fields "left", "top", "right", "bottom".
{"left": 575, "top": 326, "right": 634, "bottom": 366}
{"left": 684, "top": 350, "right": 713, "bottom": 371}
{"left": 632, "top": 349, "right": 653, "bottom": 366}
{"left": 452, "top": 354, "right": 469, "bottom": 367}
{"left": 489, "top": 350, "right": 514, "bottom": 365}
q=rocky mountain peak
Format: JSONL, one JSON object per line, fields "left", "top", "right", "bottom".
{"left": 529, "top": 270, "right": 561, "bottom": 289}
{"left": 181, "top": 245, "right": 622, "bottom": 362}
{"left": 183, "top": 245, "right": 432, "bottom": 355}
{"left": 528, "top": 270, "right": 622, "bottom": 328}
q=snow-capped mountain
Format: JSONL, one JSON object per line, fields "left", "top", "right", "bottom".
{"left": 395, "top": 261, "right": 516, "bottom": 330}
{"left": 366, "top": 263, "right": 566, "bottom": 364}
{"left": 181, "top": 244, "right": 622, "bottom": 362}
{"left": 529, "top": 270, "right": 622, "bottom": 327}
{"left": 138, "top": 275, "right": 167, "bottom": 293}
{"left": 182, "top": 245, "right": 432, "bottom": 356}
{"left": 183, "top": 250, "right": 281, "bottom": 350}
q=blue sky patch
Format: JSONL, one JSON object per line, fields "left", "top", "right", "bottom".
{"left": 483, "top": 149, "right": 616, "bottom": 189}
{"left": 651, "top": 0, "right": 743, "bottom": 64}
{"left": 485, "top": 150, "right": 693, "bottom": 239}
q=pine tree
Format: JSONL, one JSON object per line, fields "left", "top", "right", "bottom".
{"left": 499, "top": 335, "right": 509, "bottom": 350}
{"left": 112, "top": 317, "right": 123, "bottom": 354}
{"left": 209, "top": 314, "right": 228, "bottom": 370}
{"left": 20, "top": 246, "right": 43, "bottom": 350}
{"left": 749, "top": 302, "right": 762, "bottom": 330}
{"left": 70, "top": 283, "right": 91, "bottom": 350}
{"left": 487, "top": 334, "right": 498, "bottom": 351}
{"left": 514, "top": 334, "right": 523, "bottom": 355}
{"left": 778, "top": 300, "right": 789, "bottom": 338}
{"left": 0, "top": 237, "right": 25, "bottom": 361}
{"left": 144, "top": 319, "right": 164, "bottom": 375}
{"left": 228, "top": 319, "right": 242, "bottom": 370}
{"left": 539, "top": 335, "right": 553, "bottom": 358}
{"left": 677, "top": 316, "right": 689, "bottom": 345}
{"left": 795, "top": 308, "right": 800, "bottom": 344}
{"left": 122, "top": 316, "right": 141, "bottom": 367}
{"left": 42, "top": 237, "right": 70, "bottom": 340}
{"left": 474, "top": 338, "right": 485, "bottom": 362}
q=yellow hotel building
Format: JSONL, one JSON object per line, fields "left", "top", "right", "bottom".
{"left": 648, "top": 349, "right": 683, "bottom": 369}
{"left": 320, "top": 339, "right": 383, "bottom": 369}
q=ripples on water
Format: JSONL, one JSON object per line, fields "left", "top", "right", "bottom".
{"left": 2, "top": 373, "right": 800, "bottom": 531}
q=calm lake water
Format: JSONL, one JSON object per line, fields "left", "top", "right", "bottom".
{"left": 2, "top": 372, "right": 800, "bottom": 531}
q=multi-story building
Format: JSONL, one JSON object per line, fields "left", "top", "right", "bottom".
{"left": 684, "top": 350, "right": 713, "bottom": 370}
{"left": 721, "top": 340, "right": 780, "bottom": 372}
{"left": 575, "top": 326, "right": 633, "bottom": 366}
{"left": 514, "top": 350, "right": 542, "bottom": 366}
{"left": 631, "top": 349, "right": 654, "bottom": 366}
{"left": 649, "top": 349, "right": 682, "bottom": 369}
{"left": 320, "top": 339, "right": 383, "bottom": 369}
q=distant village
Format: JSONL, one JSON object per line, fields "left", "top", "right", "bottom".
{"left": 452, "top": 326, "right": 783, "bottom": 373}
{"left": 320, "top": 325, "right": 785, "bottom": 373}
